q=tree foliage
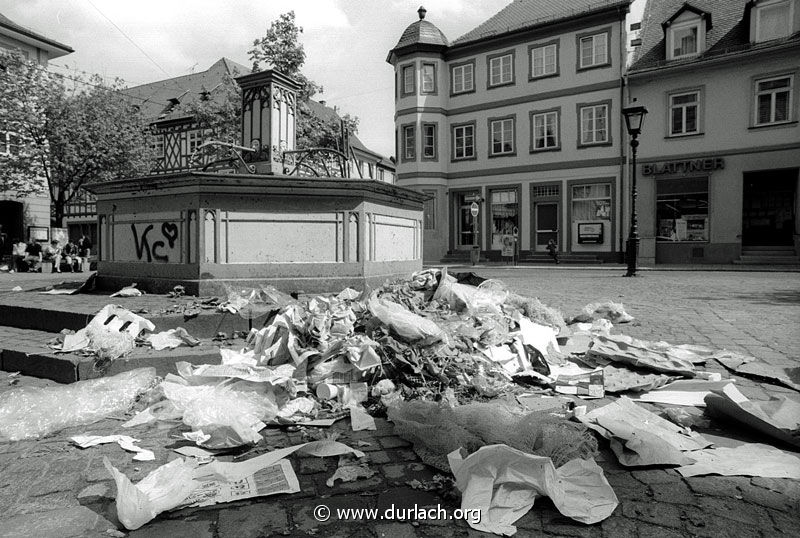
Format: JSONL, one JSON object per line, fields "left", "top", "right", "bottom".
{"left": 0, "top": 50, "right": 154, "bottom": 226}
{"left": 248, "top": 11, "right": 358, "bottom": 151}
{"left": 181, "top": 70, "right": 243, "bottom": 165}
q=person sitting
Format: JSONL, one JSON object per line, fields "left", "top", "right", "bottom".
{"left": 24, "top": 241, "right": 43, "bottom": 272}
{"left": 43, "top": 240, "right": 64, "bottom": 273}
{"left": 10, "top": 238, "right": 27, "bottom": 273}
{"left": 63, "top": 240, "right": 81, "bottom": 272}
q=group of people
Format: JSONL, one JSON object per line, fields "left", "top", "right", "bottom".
{"left": 9, "top": 235, "right": 91, "bottom": 273}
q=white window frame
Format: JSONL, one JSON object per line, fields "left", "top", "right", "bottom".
{"left": 402, "top": 64, "right": 415, "bottom": 96}
{"left": 531, "top": 43, "right": 557, "bottom": 78}
{"left": 754, "top": 0, "right": 795, "bottom": 42}
{"left": 453, "top": 124, "right": 475, "bottom": 160}
{"left": 668, "top": 19, "right": 702, "bottom": 60}
{"left": 754, "top": 74, "right": 794, "bottom": 125}
{"left": 402, "top": 124, "right": 416, "bottom": 160}
{"left": 532, "top": 111, "right": 559, "bottom": 150}
{"left": 152, "top": 133, "right": 165, "bottom": 158}
{"left": 579, "top": 104, "right": 609, "bottom": 145}
{"left": 422, "top": 123, "right": 436, "bottom": 159}
{"left": 669, "top": 91, "right": 701, "bottom": 136}
{"left": 489, "top": 53, "right": 513, "bottom": 86}
{"left": 421, "top": 63, "right": 436, "bottom": 94}
{"left": 490, "top": 118, "right": 515, "bottom": 156}
{"left": 452, "top": 62, "right": 474, "bottom": 94}
{"left": 579, "top": 33, "right": 608, "bottom": 69}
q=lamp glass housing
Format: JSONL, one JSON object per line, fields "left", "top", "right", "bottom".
{"left": 622, "top": 105, "right": 648, "bottom": 136}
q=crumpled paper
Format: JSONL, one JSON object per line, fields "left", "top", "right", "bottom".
{"left": 146, "top": 328, "right": 200, "bottom": 350}
{"left": 72, "top": 434, "right": 155, "bottom": 461}
{"left": 586, "top": 334, "right": 696, "bottom": 377}
{"left": 677, "top": 443, "right": 800, "bottom": 478}
{"left": 448, "top": 444, "right": 618, "bottom": 535}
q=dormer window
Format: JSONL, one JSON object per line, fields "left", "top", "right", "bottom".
{"left": 670, "top": 20, "right": 700, "bottom": 58}
{"left": 663, "top": 5, "right": 711, "bottom": 61}
{"left": 753, "top": 0, "right": 795, "bottom": 42}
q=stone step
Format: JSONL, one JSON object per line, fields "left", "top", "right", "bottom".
{"left": 0, "top": 325, "right": 226, "bottom": 383}
{"left": 742, "top": 245, "right": 796, "bottom": 251}
{"left": 740, "top": 250, "right": 798, "bottom": 257}
{"left": 735, "top": 255, "right": 800, "bottom": 264}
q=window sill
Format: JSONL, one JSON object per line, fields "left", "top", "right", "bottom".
{"left": 529, "top": 72, "right": 559, "bottom": 82}
{"left": 451, "top": 156, "right": 478, "bottom": 163}
{"left": 450, "top": 89, "right": 476, "bottom": 97}
{"left": 529, "top": 146, "right": 561, "bottom": 154}
{"left": 576, "top": 61, "right": 611, "bottom": 72}
{"left": 577, "top": 141, "right": 613, "bottom": 149}
{"left": 665, "top": 132, "right": 704, "bottom": 139}
{"left": 488, "top": 151, "right": 517, "bottom": 158}
{"left": 487, "top": 81, "right": 515, "bottom": 90}
{"left": 748, "top": 121, "right": 798, "bottom": 131}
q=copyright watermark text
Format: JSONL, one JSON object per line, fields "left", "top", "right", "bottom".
{"left": 313, "top": 503, "right": 481, "bottom": 524}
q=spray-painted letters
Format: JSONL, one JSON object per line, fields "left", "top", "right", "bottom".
{"left": 131, "top": 222, "right": 178, "bottom": 263}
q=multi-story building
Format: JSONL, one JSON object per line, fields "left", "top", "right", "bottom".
{"left": 628, "top": 0, "right": 800, "bottom": 265}
{"left": 64, "top": 58, "right": 395, "bottom": 242}
{"left": 388, "top": 1, "right": 632, "bottom": 263}
{"left": 0, "top": 12, "right": 72, "bottom": 252}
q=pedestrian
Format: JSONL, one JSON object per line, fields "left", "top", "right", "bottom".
{"left": 546, "top": 239, "right": 559, "bottom": 264}
{"left": 43, "top": 240, "right": 64, "bottom": 273}
{"left": 10, "top": 238, "right": 26, "bottom": 272}
{"left": 78, "top": 233, "right": 92, "bottom": 258}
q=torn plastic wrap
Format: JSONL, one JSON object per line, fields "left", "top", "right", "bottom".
{"left": 367, "top": 294, "right": 445, "bottom": 343}
{"left": 0, "top": 368, "right": 157, "bottom": 442}
{"left": 448, "top": 445, "right": 618, "bottom": 535}
{"left": 573, "top": 301, "right": 633, "bottom": 324}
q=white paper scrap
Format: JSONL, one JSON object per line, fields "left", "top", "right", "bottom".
{"left": 678, "top": 444, "right": 800, "bottom": 479}
{"left": 350, "top": 405, "right": 377, "bottom": 431}
{"left": 72, "top": 435, "right": 155, "bottom": 461}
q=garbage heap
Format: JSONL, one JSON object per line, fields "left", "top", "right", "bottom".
{"left": 1, "top": 268, "right": 799, "bottom": 536}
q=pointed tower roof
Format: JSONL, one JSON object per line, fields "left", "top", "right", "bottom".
{"left": 386, "top": 6, "right": 448, "bottom": 64}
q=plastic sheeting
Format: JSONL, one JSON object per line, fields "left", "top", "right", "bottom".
{"left": 0, "top": 368, "right": 157, "bottom": 442}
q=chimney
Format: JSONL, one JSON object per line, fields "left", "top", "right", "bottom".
{"left": 235, "top": 69, "right": 301, "bottom": 174}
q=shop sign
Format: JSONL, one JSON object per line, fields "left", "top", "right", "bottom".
{"left": 642, "top": 158, "right": 724, "bottom": 176}
{"left": 470, "top": 202, "right": 479, "bottom": 217}
{"left": 577, "top": 222, "right": 604, "bottom": 244}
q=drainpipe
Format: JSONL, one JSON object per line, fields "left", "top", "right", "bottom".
{"left": 619, "top": 7, "right": 628, "bottom": 259}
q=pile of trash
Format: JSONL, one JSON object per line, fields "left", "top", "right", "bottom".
{"left": 2, "top": 267, "right": 799, "bottom": 536}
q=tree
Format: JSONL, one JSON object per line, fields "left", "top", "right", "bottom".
{"left": 248, "top": 11, "right": 358, "bottom": 150}
{"left": 181, "top": 70, "right": 243, "bottom": 165}
{"left": 0, "top": 50, "right": 154, "bottom": 226}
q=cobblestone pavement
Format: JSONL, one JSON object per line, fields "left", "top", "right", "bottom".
{"left": 0, "top": 267, "right": 799, "bottom": 537}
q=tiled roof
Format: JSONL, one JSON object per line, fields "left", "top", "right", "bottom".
{"left": 0, "top": 12, "right": 73, "bottom": 54}
{"left": 305, "top": 99, "right": 379, "bottom": 159}
{"left": 393, "top": 19, "right": 449, "bottom": 50}
{"left": 452, "top": 0, "right": 631, "bottom": 46}
{"left": 123, "top": 58, "right": 250, "bottom": 122}
{"left": 630, "top": 0, "right": 799, "bottom": 72}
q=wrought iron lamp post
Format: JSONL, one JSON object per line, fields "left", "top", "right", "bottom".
{"left": 622, "top": 104, "right": 648, "bottom": 277}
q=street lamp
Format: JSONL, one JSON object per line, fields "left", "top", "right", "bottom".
{"left": 622, "top": 104, "right": 648, "bottom": 277}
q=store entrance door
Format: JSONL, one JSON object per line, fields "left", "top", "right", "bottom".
{"left": 742, "top": 169, "right": 797, "bottom": 246}
{"left": 0, "top": 200, "right": 23, "bottom": 256}
{"left": 455, "top": 192, "right": 479, "bottom": 250}
{"left": 534, "top": 202, "right": 558, "bottom": 252}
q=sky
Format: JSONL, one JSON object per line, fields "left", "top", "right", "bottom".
{"left": 1, "top": 0, "right": 644, "bottom": 158}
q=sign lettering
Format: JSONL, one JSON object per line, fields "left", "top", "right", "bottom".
{"left": 642, "top": 157, "right": 724, "bottom": 176}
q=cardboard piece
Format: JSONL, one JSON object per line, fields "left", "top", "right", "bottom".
{"left": 448, "top": 445, "right": 618, "bottom": 535}
{"left": 577, "top": 397, "right": 711, "bottom": 467}
{"left": 635, "top": 379, "right": 735, "bottom": 407}
{"left": 677, "top": 443, "right": 800, "bottom": 478}
{"left": 586, "top": 335, "right": 696, "bottom": 377}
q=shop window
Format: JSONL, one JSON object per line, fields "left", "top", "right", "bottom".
{"left": 531, "top": 109, "right": 560, "bottom": 151}
{"left": 422, "top": 123, "right": 437, "bottom": 160}
{"left": 572, "top": 183, "right": 612, "bottom": 224}
{"left": 488, "top": 51, "right": 514, "bottom": 87}
{"left": 402, "top": 64, "right": 415, "bottom": 96}
{"left": 421, "top": 63, "right": 436, "bottom": 94}
{"left": 452, "top": 123, "right": 475, "bottom": 160}
{"left": 530, "top": 41, "right": 558, "bottom": 79}
{"left": 490, "top": 189, "right": 519, "bottom": 250}
{"left": 578, "top": 31, "right": 608, "bottom": 69}
{"left": 490, "top": 117, "right": 515, "bottom": 156}
{"left": 423, "top": 190, "right": 436, "bottom": 230}
{"left": 402, "top": 124, "right": 416, "bottom": 161}
{"left": 669, "top": 91, "right": 700, "bottom": 136}
{"left": 451, "top": 61, "right": 474, "bottom": 94}
{"left": 656, "top": 177, "right": 709, "bottom": 242}
{"left": 754, "top": 74, "right": 793, "bottom": 125}
{"left": 754, "top": 0, "right": 794, "bottom": 42}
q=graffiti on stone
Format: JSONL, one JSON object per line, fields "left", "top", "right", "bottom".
{"left": 131, "top": 222, "right": 178, "bottom": 263}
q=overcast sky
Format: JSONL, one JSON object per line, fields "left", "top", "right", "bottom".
{"left": 2, "top": 0, "right": 644, "bottom": 158}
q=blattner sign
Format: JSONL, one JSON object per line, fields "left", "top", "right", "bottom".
{"left": 642, "top": 157, "right": 724, "bottom": 176}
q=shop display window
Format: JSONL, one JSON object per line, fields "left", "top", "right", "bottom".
{"left": 656, "top": 177, "right": 709, "bottom": 241}
{"left": 490, "top": 189, "right": 518, "bottom": 250}
{"left": 572, "top": 183, "right": 611, "bottom": 222}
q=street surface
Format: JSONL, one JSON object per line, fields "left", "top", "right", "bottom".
{"left": 0, "top": 266, "right": 798, "bottom": 537}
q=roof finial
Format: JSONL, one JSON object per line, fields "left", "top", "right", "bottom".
{"left": 418, "top": 6, "right": 427, "bottom": 20}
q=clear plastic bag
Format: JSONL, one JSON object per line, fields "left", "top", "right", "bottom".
{"left": 0, "top": 368, "right": 158, "bottom": 441}
{"left": 367, "top": 294, "right": 444, "bottom": 343}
